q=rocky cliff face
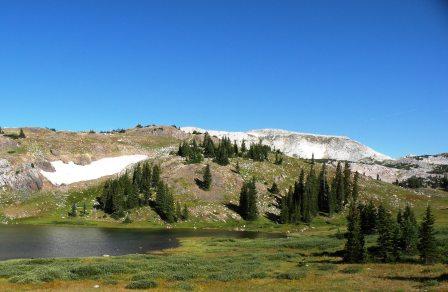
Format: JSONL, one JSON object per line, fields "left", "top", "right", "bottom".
{"left": 181, "top": 127, "right": 391, "bottom": 162}
{"left": 350, "top": 153, "right": 448, "bottom": 183}
{"left": 0, "top": 159, "right": 43, "bottom": 191}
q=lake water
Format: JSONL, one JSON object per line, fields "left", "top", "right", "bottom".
{"left": 0, "top": 225, "right": 282, "bottom": 260}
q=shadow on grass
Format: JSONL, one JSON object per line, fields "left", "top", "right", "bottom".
{"left": 265, "top": 212, "right": 281, "bottom": 223}
{"left": 224, "top": 202, "right": 240, "bottom": 215}
{"left": 384, "top": 273, "right": 448, "bottom": 283}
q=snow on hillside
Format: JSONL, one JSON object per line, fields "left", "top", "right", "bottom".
{"left": 40, "top": 155, "right": 148, "bottom": 185}
{"left": 181, "top": 127, "right": 391, "bottom": 162}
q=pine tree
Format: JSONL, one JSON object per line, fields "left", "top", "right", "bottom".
{"left": 400, "top": 205, "right": 418, "bottom": 253}
{"left": 343, "top": 202, "right": 365, "bottom": 263}
{"left": 203, "top": 164, "right": 212, "bottom": 190}
{"left": 418, "top": 205, "right": 437, "bottom": 264}
{"left": 307, "top": 163, "right": 318, "bottom": 216}
{"left": 269, "top": 182, "right": 280, "bottom": 194}
{"left": 360, "top": 201, "right": 377, "bottom": 234}
{"left": 141, "top": 162, "right": 152, "bottom": 202}
{"left": 215, "top": 142, "right": 230, "bottom": 166}
{"left": 19, "top": 128, "right": 26, "bottom": 138}
{"left": 302, "top": 169, "right": 313, "bottom": 223}
{"left": 246, "top": 178, "right": 259, "bottom": 221}
{"left": 239, "top": 183, "right": 249, "bottom": 219}
{"left": 151, "top": 165, "right": 161, "bottom": 188}
{"left": 203, "top": 133, "right": 216, "bottom": 158}
{"left": 155, "top": 181, "right": 176, "bottom": 223}
{"left": 233, "top": 141, "right": 239, "bottom": 157}
{"left": 343, "top": 162, "right": 351, "bottom": 204}
{"left": 351, "top": 172, "right": 360, "bottom": 202}
{"left": 332, "top": 162, "right": 345, "bottom": 212}
{"left": 182, "top": 204, "right": 189, "bottom": 220}
{"left": 318, "top": 163, "right": 334, "bottom": 214}
{"left": 377, "top": 205, "right": 398, "bottom": 262}
{"left": 132, "top": 163, "right": 143, "bottom": 193}
{"left": 235, "top": 161, "right": 240, "bottom": 174}
{"left": 241, "top": 140, "right": 247, "bottom": 154}
{"left": 68, "top": 203, "right": 77, "bottom": 217}
{"left": 80, "top": 202, "right": 88, "bottom": 216}
{"left": 279, "top": 194, "right": 289, "bottom": 224}
{"left": 187, "top": 140, "right": 204, "bottom": 163}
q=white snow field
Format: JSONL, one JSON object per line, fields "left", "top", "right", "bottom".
{"left": 40, "top": 155, "right": 148, "bottom": 185}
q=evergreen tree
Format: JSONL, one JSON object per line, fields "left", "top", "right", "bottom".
{"left": 203, "top": 164, "right": 212, "bottom": 190}
{"left": 68, "top": 203, "right": 77, "bottom": 217}
{"left": 400, "top": 205, "right": 418, "bottom": 254}
{"left": 182, "top": 204, "right": 189, "bottom": 220}
{"left": 239, "top": 183, "right": 249, "bottom": 219}
{"left": 351, "top": 172, "right": 360, "bottom": 202}
{"left": 318, "top": 163, "right": 334, "bottom": 214}
{"left": 332, "top": 162, "right": 345, "bottom": 212}
{"left": 360, "top": 201, "right": 377, "bottom": 234}
{"left": 279, "top": 194, "right": 290, "bottom": 224}
{"left": 274, "top": 151, "right": 283, "bottom": 165}
{"left": 235, "top": 161, "right": 240, "bottom": 174}
{"left": 241, "top": 139, "right": 247, "bottom": 154}
{"left": 215, "top": 142, "right": 230, "bottom": 166}
{"left": 155, "top": 181, "right": 176, "bottom": 223}
{"left": 177, "top": 141, "right": 190, "bottom": 157}
{"left": 343, "top": 162, "right": 351, "bottom": 204}
{"left": 0, "top": 127, "right": 3, "bottom": 134}
{"left": 80, "top": 202, "right": 88, "bottom": 216}
{"left": 132, "top": 163, "right": 143, "bottom": 193}
{"left": 233, "top": 141, "right": 239, "bottom": 157}
{"left": 343, "top": 202, "right": 365, "bottom": 263}
{"left": 19, "top": 128, "right": 26, "bottom": 138}
{"left": 307, "top": 163, "right": 319, "bottom": 216}
{"left": 418, "top": 205, "right": 437, "bottom": 264}
{"left": 377, "top": 205, "right": 398, "bottom": 262}
{"left": 301, "top": 169, "right": 313, "bottom": 223}
{"left": 141, "top": 162, "right": 152, "bottom": 201}
{"left": 202, "top": 133, "right": 216, "bottom": 158}
{"left": 269, "top": 182, "right": 280, "bottom": 194}
{"left": 246, "top": 178, "right": 259, "bottom": 221}
{"left": 151, "top": 165, "right": 161, "bottom": 188}
{"left": 187, "top": 140, "right": 204, "bottom": 163}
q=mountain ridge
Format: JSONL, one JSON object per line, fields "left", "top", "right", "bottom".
{"left": 181, "top": 126, "right": 392, "bottom": 162}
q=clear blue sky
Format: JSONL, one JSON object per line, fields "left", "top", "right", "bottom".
{"left": 1, "top": 0, "right": 447, "bottom": 158}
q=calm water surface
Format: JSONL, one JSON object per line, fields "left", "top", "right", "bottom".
{"left": 0, "top": 225, "right": 282, "bottom": 260}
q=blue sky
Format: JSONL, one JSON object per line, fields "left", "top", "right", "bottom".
{"left": 0, "top": 0, "right": 447, "bottom": 158}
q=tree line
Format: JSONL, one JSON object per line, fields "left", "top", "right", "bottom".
{"left": 96, "top": 161, "right": 188, "bottom": 223}
{"left": 395, "top": 175, "right": 448, "bottom": 192}
{"left": 177, "top": 133, "right": 275, "bottom": 166}
{"left": 344, "top": 201, "right": 438, "bottom": 264}
{"left": 278, "top": 158, "right": 355, "bottom": 224}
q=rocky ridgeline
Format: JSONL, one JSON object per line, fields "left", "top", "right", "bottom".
{"left": 350, "top": 153, "right": 448, "bottom": 183}
{"left": 181, "top": 127, "right": 391, "bottom": 162}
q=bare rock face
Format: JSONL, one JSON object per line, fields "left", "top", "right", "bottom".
{"left": 181, "top": 127, "right": 391, "bottom": 162}
{"left": 0, "top": 159, "right": 43, "bottom": 191}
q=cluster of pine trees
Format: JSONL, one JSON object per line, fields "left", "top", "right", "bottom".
{"left": 344, "top": 201, "right": 438, "bottom": 264}
{"left": 238, "top": 178, "right": 259, "bottom": 220}
{"left": 178, "top": 133, "right": 274, "bottom": 166}
{"left": 279, "top": 160, "right": 355, "bottom": 224}
{"left": 395, "top": 175, "right": 448, "bottom": 192}
{"left": 96, "top": 162, "right": 188, "bottom": 223}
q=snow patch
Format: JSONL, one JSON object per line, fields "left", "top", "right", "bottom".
{"left": 40, "top": 155, "right": 148, "bottom": 185}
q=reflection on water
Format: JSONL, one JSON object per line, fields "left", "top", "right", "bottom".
{"left": 0, "top": 225, "right": 282, "bottom": 260}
